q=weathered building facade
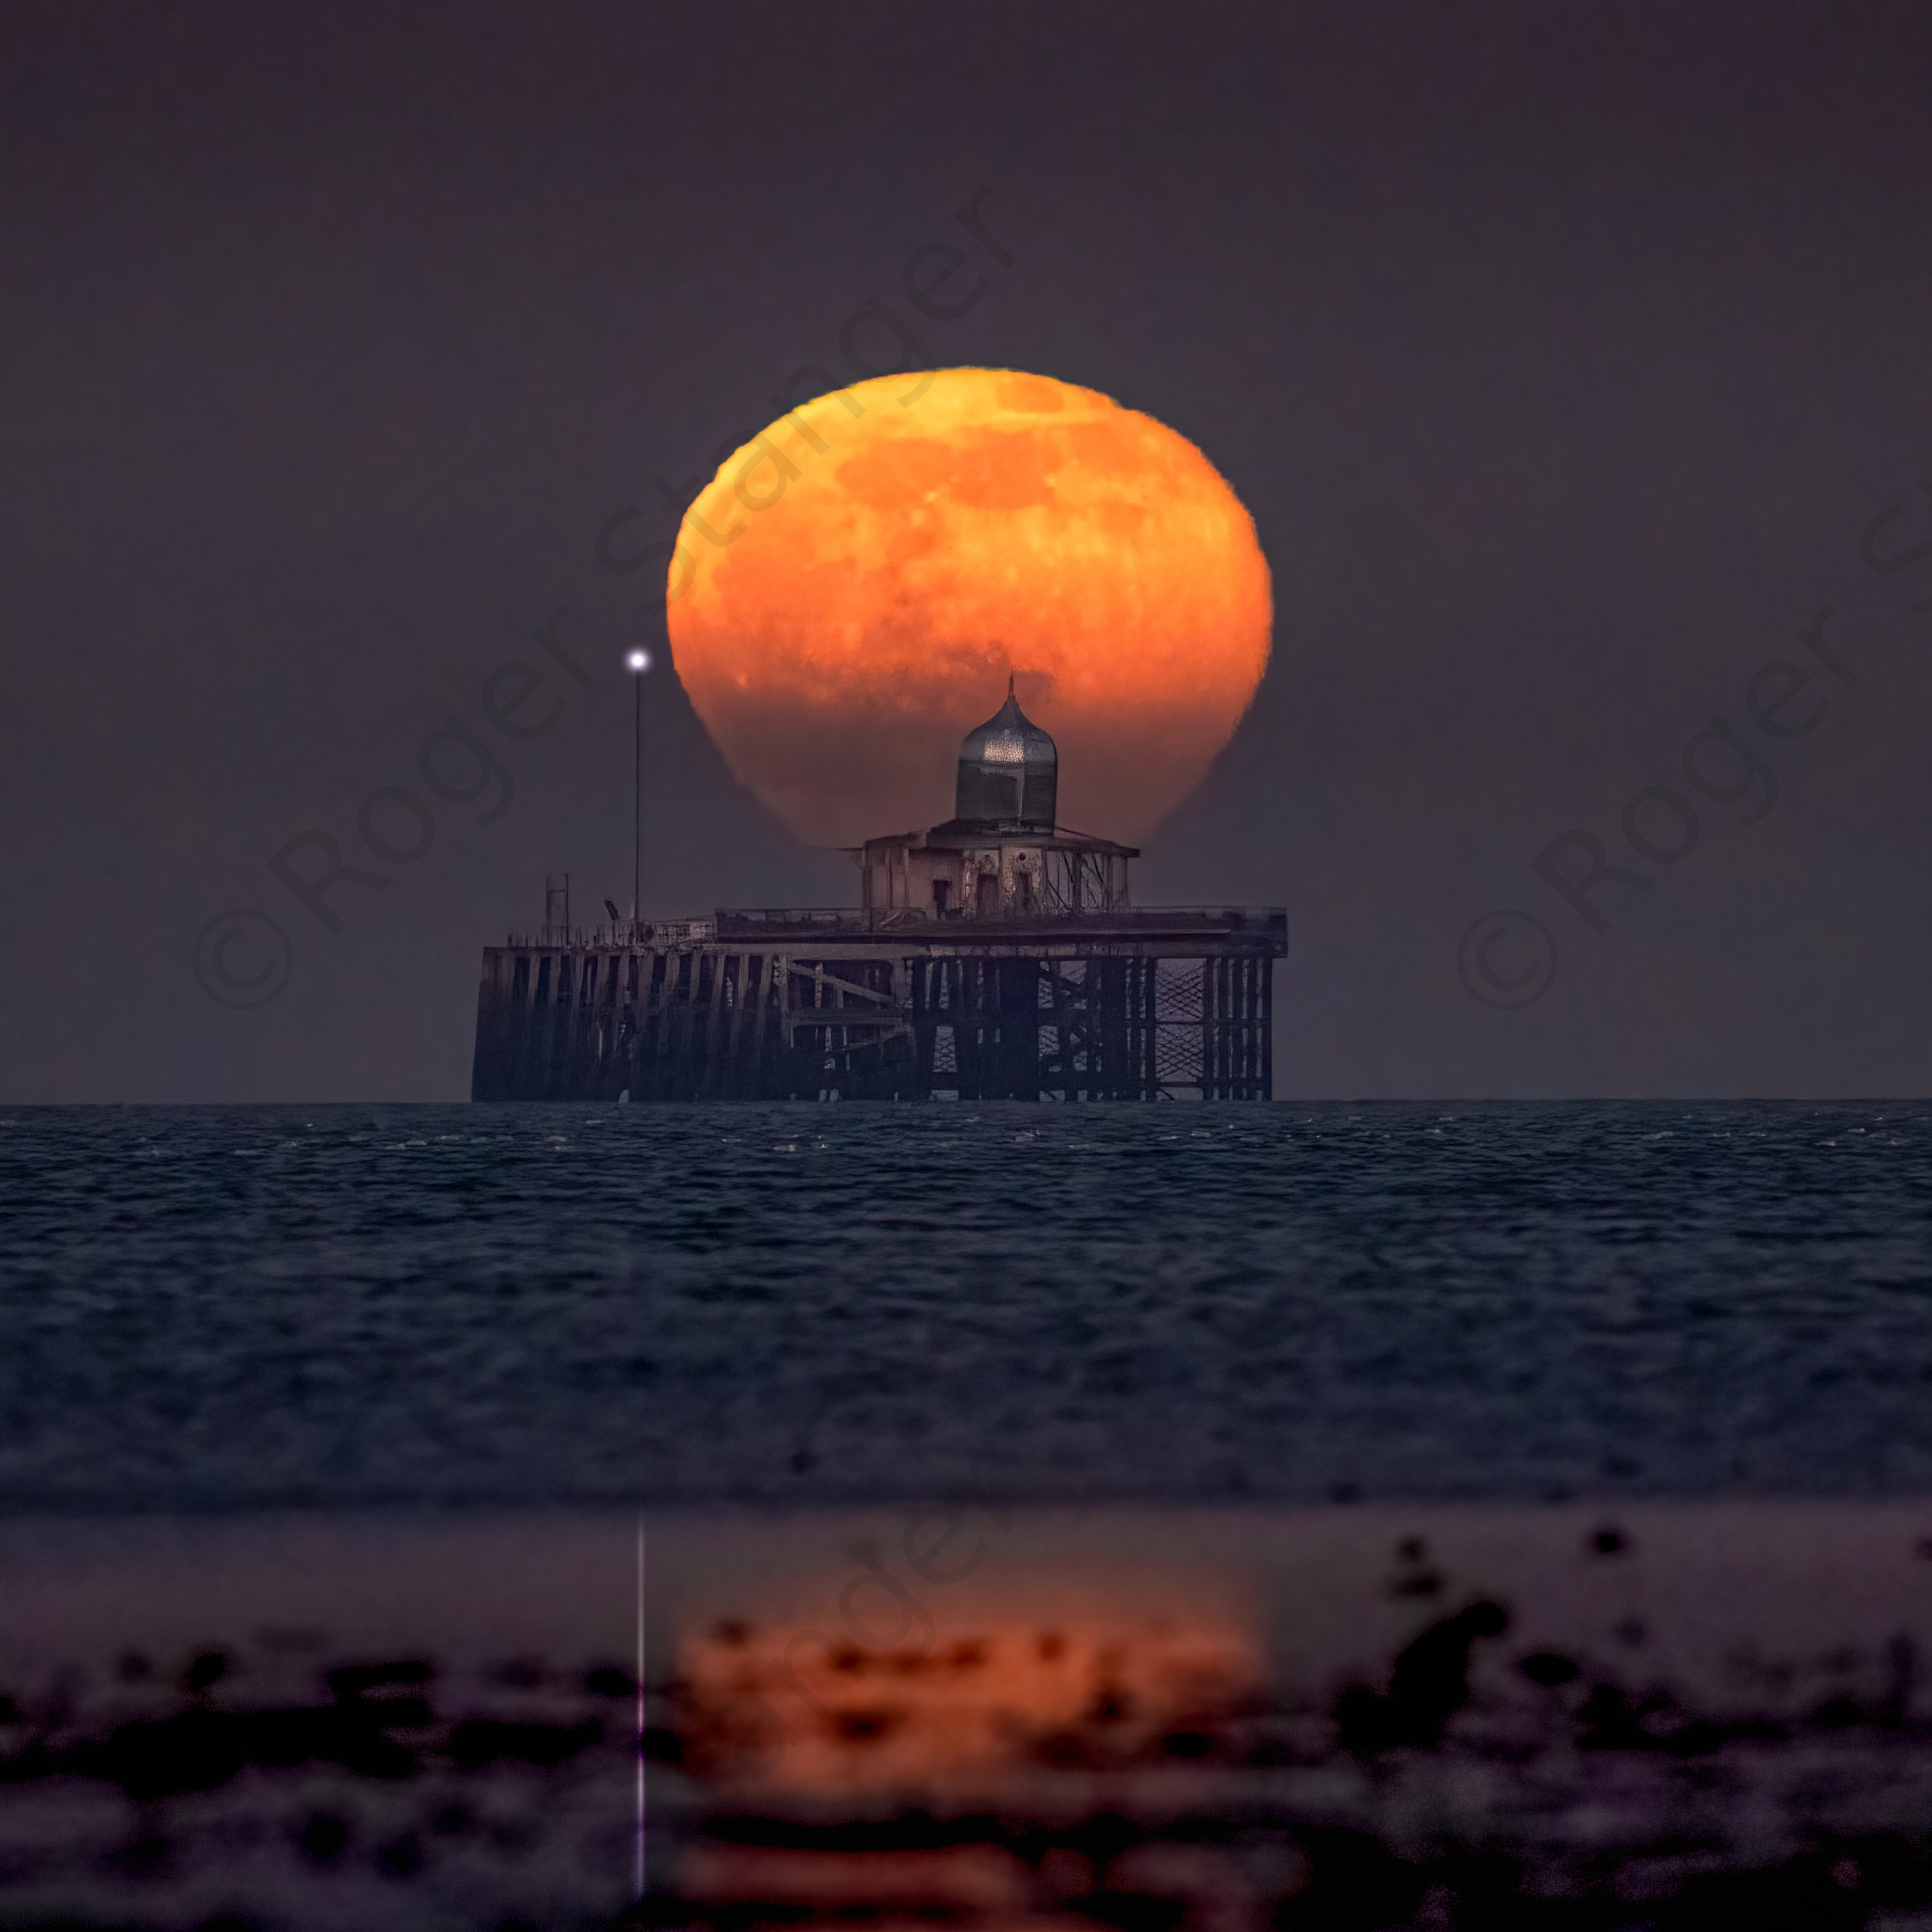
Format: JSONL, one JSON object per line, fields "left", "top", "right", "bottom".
{"left": 471, "top": 683, "right": 1286, "bottom": 1102}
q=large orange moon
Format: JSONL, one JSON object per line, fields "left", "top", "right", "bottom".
{"left": 666, "top": 367, "right": 1271, "bottom": 847}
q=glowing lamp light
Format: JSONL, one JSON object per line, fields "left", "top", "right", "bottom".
{"left": 627, "top": 649, "right": 652, "bottom": 672}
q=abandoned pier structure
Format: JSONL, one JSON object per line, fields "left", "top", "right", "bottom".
{"left": 471, "top": 683, "right": 1287, "bottom": 1102}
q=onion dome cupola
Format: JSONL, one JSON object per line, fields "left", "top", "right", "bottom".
{"left": 955, "top": 675, "right": 1057, "bottom": 832}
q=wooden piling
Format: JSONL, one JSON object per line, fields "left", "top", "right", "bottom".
{"left": 470, "top": 909, "right": 1285, "bottom": 1103}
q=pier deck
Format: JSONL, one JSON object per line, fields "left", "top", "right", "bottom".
{"left": 470, "top": 907, "right": 1287, "bottom": 1103}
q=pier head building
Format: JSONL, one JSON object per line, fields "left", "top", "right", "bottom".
{"left": 471, "top": 683, "right": 1286, "bottom": 1101}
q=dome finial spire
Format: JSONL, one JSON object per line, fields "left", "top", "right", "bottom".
{"left": 951, "top": 678, "right": 1058, "bottom": 831}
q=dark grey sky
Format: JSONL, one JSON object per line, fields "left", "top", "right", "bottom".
{"left": 5, "top": 0, "right": 1932, "bottom": 1101}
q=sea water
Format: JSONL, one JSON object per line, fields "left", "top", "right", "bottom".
{"left": 4, "top": 1101, "right": 1932, "bottom": 1929}
{"left": 1, "top": 1100, "right": 1929, "bottom": 1511}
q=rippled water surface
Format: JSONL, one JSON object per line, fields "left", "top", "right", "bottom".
{"left": 3, "top": 1101, "right": 1930, "bottom": 1510}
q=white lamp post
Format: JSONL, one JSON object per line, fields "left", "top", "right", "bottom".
{"left": 626, "top": 649, "right": 651, "bottom": 934}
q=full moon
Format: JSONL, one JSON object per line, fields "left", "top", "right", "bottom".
{"left": 666, "top": 367, "right": 1271, "bottom": 847}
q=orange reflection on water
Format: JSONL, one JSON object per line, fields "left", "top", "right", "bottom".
{"left": 678, "top": 1843, "right": 1034, "bottom": 1912}
{"left": 673, "top": 1603, "right": 1262, "bottom": 1799}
